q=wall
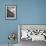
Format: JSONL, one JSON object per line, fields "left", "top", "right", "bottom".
{"left": 0, "top": 0, "right": 46, "bottom": 44}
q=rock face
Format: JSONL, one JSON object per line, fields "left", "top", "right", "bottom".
{"left": 7, "top": 9, "right": 14, "bottom": 17}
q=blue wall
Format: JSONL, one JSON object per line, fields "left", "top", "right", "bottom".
{"left": 0, "top": 0, "right": 46, "bottom": 44}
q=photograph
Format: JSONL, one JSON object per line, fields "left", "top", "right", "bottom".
{"left": 5, "top": 5, "right": 16, "bottom": 20}
{"left": 18, "top": 24, "right": 46, "bottom": 46}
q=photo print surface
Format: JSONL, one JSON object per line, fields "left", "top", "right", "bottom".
{"left": 5, "top": 5, "right": 16, "bottom": 19}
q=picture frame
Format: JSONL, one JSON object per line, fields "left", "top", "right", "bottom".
{"left": 18, "top": 24, "right": 46, "bottom": 42}
{"left": 5, "top": 5, "right": 16, "bottom": 20}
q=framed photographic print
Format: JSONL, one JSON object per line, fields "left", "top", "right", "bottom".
{"left": 5, "top": 5, "right": 16, "bottom": 20}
